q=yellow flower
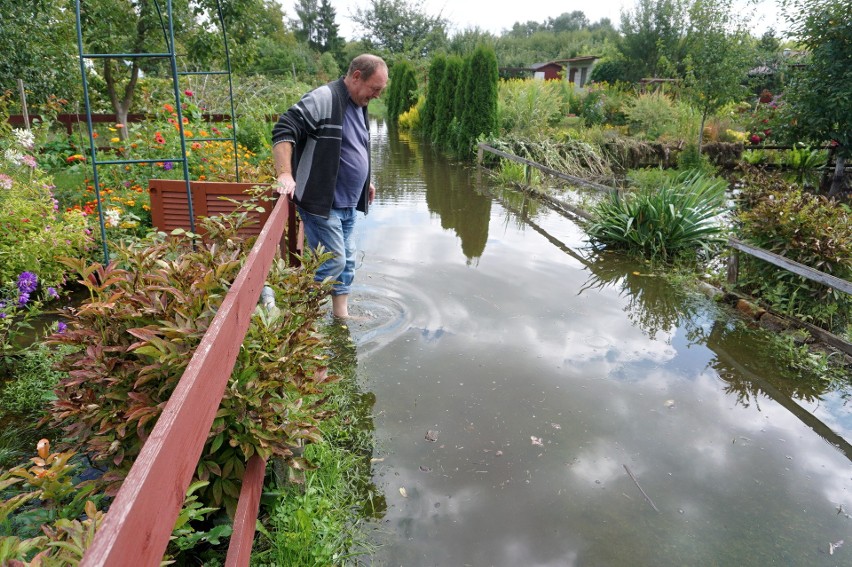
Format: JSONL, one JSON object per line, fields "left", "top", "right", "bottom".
{"left": 111, "top": 137, "right": 120, "bottom": 143}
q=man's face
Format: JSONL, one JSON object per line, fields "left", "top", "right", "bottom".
{"left": 348, "top": 67, "right": 388, "bottom": 107}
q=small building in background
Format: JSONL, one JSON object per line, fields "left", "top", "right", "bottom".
{"left": 525, "top": 56, "right": 599, "bottom": 87}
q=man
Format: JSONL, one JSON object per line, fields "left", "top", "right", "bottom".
{"left": 272, "top": 54, "right": 388, "bottom": 318}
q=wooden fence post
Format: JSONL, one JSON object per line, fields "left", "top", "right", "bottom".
{"left": 17, "top": 80, "right": 29, "bottom": 130}
{"left": 727, "top": 248, "right": 739, "bottom": 286}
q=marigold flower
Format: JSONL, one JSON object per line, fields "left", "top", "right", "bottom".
{"left": 111, "top": 137, "right": 120, "bottom": 143}
{"left": 92, "top": 132, "right": 98, "bottom": 138}
{"left": 163, "top": 103, "right": 175, "bottom": 113}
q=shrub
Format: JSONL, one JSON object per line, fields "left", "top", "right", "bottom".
{"left": 47, "top": 196, "right": 336, "bottom": 516}
{"left": 587, "top": 170, "right": 728, "bottom": 260}
{"left": 0, "top": 343, "right": 68, "bottom": 416}
{"left": 498, "top": 79, "right": 565, "bottom": 134}
{"left": 736, "top": 184, "right": 852, "bottom": 333}
{"left": 397, "top": 97, "right": 422, "bottom": 131}
{"left": 624, "top": 92, "right": 679, "bottom": 141}
{"left": 0, "top": 129, "right": 93, "bottom": 289}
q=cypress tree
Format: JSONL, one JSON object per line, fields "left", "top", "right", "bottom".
{"left": 420, "top": 55, "right": 447, "bottom": 138}
{"left": 385, "top": 63, "right": 403, "bottom": 125}
{"left": 386, "top": 60, "right": 418, "bottom": 125}
{"left": 457, "top": 45, "right": 499, "bottom": 157}
{"left": 450, "top": 56, "right": 471, "bottom": 152}
{"left": 431, "top": 55, "right": 463, "bottom": 149}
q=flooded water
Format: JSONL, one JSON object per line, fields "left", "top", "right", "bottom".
{"left": 345, "top": 122, "right": 852, "bottom": 566}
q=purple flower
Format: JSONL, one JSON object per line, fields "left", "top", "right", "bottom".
{"left": 18, "top": 293, "right": 30, "bottom": 307}
{"left": 0, "top": 313, "right": 5, "bottom": 319}
{"left": 17, "top": 271, "right": 38, "bottom": 295}
{"left": 57, "top": 321, "right": 67, "bottom": 333}
{"left": 47, "top": 287, "right": 59, "bottom": 299}
{"left": 163, "top": 161, "right": 174, "bottom": 171}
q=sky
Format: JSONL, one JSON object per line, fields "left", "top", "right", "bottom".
{"left": 282, "top": 0, "right": 788, "bottom": 40}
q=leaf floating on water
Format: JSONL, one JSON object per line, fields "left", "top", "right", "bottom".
{"left": 550, "top": 423, "right": 562, "bottom": 430}
{"left": 370, "top": 457, "right": 385, "bottom": 463}
{"left": 419, "top": 465, "right": 432, "bottom": 472}
{"left": 531, "top": 436, "right": 543, "bottom": 446}
{"left": 664, "top": 400, "right": 675, "bottom": 408}
{"left": 829, "top": 540, "right": 843, "bottom": 555}
{"left": 425, "top": 430, "right": 439, "bottom": 442}
{"left": 399, "top": 487, "right": 408, "bottom": 498}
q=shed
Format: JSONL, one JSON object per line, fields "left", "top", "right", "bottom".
{"left": 528, "top": 56, "right": 599, "bottom": 87}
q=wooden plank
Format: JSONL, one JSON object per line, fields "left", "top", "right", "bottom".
{"left": 728, "top": 237, "right": 852, "bottom": 295}
{"left": 224, "top": 454, "right": 267, "bottom": 567}
{"left": 477, "top": 143, "right": 616, "bottom": 194}
{"left": 80, "top": 196, "right": 290, "bottom": 567}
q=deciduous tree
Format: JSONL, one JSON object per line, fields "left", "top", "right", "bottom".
{"left": 781, "top": 0, "right": 852, "bottom": 197}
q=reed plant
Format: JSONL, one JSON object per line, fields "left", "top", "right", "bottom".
{"left": 587, "top": 170, "right": 728, "bottom": 260}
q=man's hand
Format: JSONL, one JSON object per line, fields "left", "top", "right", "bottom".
{"left": 276, "top": 172, "right": 296, "bottom": 198}
{"left": 369, "top": 182, "right": 376, "bottom": 205}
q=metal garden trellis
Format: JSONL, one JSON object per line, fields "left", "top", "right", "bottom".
{"left": 74, "top": 0, "right": 241, "bottom": 263}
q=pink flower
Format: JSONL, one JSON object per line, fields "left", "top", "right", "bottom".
{"left": 0, "top": 174, "right": 12, "bottom": 189}
{"left": 184, "top": 89, "right": 194, "bottom": 97}
{"left": 22, "top": 155, "right": 37, "bottom": 168}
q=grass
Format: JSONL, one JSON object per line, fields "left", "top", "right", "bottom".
{"left": 251, "top": 323, "right": 377, "bottom": 566}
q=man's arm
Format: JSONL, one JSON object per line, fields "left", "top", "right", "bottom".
{"left": 272, "top": 141, "right": 295, "bottom": 197}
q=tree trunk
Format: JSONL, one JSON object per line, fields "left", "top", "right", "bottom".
{"left": 827, "top": 154, "right": 847, "bottom": 199}
{"left": 697, "top": 110, "right": 708, "bottom": 156}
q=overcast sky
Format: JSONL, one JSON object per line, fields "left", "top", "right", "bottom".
{"left": 281, "top": 0, "right": 788, "bottom": 40}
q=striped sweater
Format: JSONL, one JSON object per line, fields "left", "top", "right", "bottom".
{"left": 271, "top": 78, "right": 371, "bottom": 218}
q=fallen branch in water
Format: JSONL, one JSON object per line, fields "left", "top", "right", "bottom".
{"left": 623, "top": 464, "right": 660, "bottom": 513}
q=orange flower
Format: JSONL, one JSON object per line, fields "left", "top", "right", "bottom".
{"left": 115, "top": 123, "right": 124, "bottom": 129}
{"left": 163, "top": 103, "right": 175, "bottom": 113}
{"left": 92, "top": 132, "right": 99, "bottom": 138}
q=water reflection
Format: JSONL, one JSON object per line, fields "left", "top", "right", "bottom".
{"left": 379, "top": 127, "right": 492, "bottom": 262}
{"left": 357, "top": 125, "right": 852, "bottom": 566}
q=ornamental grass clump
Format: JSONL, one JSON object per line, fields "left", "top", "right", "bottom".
{"left": 46, "top": 194, "right": 335, "bottom": 516}
{"left": 587, "top": 170, "right": 728, "bottom": 260}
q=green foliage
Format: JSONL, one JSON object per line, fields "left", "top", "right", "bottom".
{"left": 430, "top": 55, "right": 464, "bottom": 148}
{"left": 492, "top": 159, "right": 542, "bottom": 187}
{"left": 485, "top": 132, "right": 613, "bottom": 180}
{"left": 0, "top": 344, "right": 68, "bottom": 416}
{"left": 624, "top": 92, "right": 680, "bottom": 140}
{"left": 253, "top": 329, "right": 376, "bottom": 565}
{"left": 677, "top": 143, "right": 716, "bottom": 174}
{"left": 780, "top": 145, "right": 828, "bottom": 187}
{"left": 682, "top": 0, "right": 753, "bottom": 153}
{"left": 351, "top": 0, "right": 448, "bottom": 57}
{"left": 0, "top": 1, "right": 80, "bottom": 107}
{"left": 456, "top": 45, "right": 500, "bottom": 156}
{"left": 780, "top": 0, "right": 852, "bottom": 159}
{"left": 619, "top": 0, "right": 690, "bottom": 81}
{"left": 498, "top": 79, "right": 567, "bottom": 134}
{"left": 46, "top": 195, "right": 336, "bottom": 516}
{"left": 0, "top": 123, "right": 93, "bottom": 290}
{"left": 736, "top": 177, "right": 852, "bottom": 333}
{"left": 386, "top": 60, "right": 418, "bottom": 125}
{"left": 419, "top": 55, "right": 446, "bottom": 138}
{"left": 588, "top": 170, "right": 728, "bottom": 260}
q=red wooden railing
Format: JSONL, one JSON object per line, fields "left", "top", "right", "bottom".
{"left": 80, "top": 193, "right": 294, "bottom": 566}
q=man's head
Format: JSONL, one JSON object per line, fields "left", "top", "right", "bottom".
{"left": 344, "top": 54, "right": 388, "bottom": 107}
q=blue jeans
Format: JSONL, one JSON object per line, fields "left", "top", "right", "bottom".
{"left": 298, "top": 206, "right": 357, "bottom": 296}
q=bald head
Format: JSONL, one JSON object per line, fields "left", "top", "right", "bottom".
{"left": 347, "top": 54, "right": 388, "bottom": 81}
